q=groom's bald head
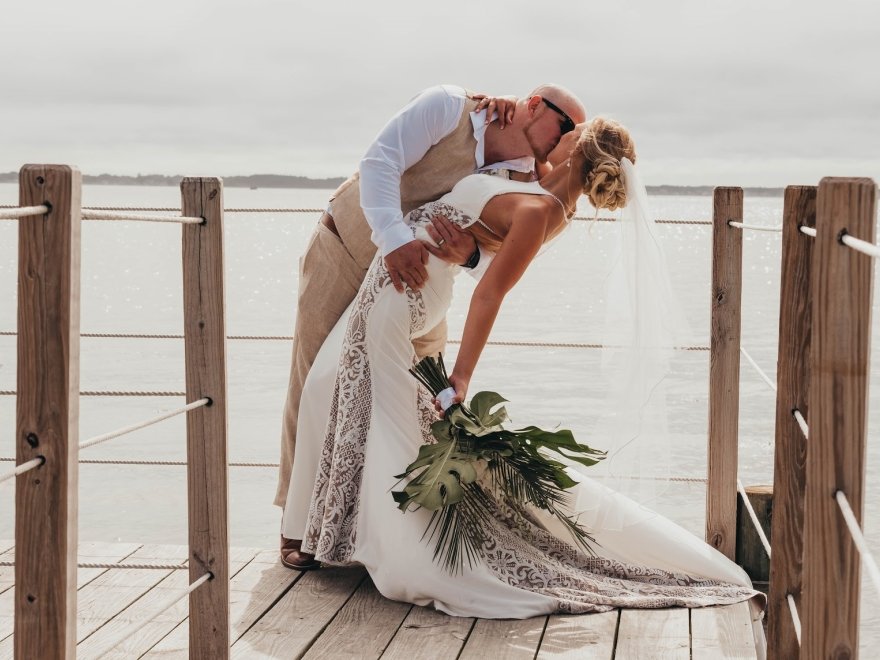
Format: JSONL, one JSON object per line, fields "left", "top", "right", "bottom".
{"left": 529, "top": 84, "right": 586, "bottom": 125}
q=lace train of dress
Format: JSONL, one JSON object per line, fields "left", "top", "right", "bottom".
{"left": 281, "top": 175, "right": 763, "bottom": 624}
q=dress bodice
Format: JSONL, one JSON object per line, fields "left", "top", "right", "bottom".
{"left": 405, "top": 174, "right": 563, "bottom": 252}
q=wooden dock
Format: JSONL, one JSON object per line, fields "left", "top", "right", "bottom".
{"left": 0, "top": 541, "right": 760, "bottom": 659}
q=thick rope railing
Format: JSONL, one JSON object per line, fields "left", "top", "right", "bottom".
{"left": 0, "top": 456, "right": 708, "bottom": 481}
{"left": 0, "top": 390, "right": 187, "bottom": 397}
{"left": 835, "top": 490, "right": 880, "bottom": 596}
{"left": 799, "top": 225, "right": 817, "bottom": 238}
{"left": 0, "top": 457, "right": 45, "bottom": 485}
{"left": 793, "top": 409, "right": 809, "bottom": 439}
{"left": 840, "top": 232, "right": 880, "bottom": 260}
{"left": 0, "top": 559, "right": 187, "bottom": 570}
{"left": 0, "top": 204, "right": 714, "bottom": 225}
{"left": 0, "top": 205, "right": 49, "bottom": 219}
{"left": 79, "top": 398, "right": 210, "bottom": 450}
{"left": 787, "top": 594, "right": 802, "bottom": 645}
{"left": 0, "top": 330, "right": 711, "bottom": 352}
{"left": 740, "top": 346, "right": 777, "bottom": 392}
{"left": 728, "top": 221, "right": 783, "bottom": 232}
{"left": 80, "top": 209, "right": 204, "bottom": 224}
{"left": 737, "top": 478, "right": 772, "bottom": 558}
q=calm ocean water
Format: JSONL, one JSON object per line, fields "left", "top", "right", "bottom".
{"left": 0, "top": 183, "right": 877, "bottom": 646}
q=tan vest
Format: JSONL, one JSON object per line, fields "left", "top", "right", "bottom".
{"left": 329, "top": 97, "right": 480, "bottom": 269}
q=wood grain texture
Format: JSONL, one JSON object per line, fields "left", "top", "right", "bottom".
{"left": 181, "top": 177, "right": 230, "bottom": 659}
{"left": 76, "top": 546, "right": 255, "bottom": 659}
{"left": 0, "top": 542, "right": 140, "bottom": 653}
{"left": 735, "top": 484, "right": 772, "bottom": 585}
{"left": 691, "top": 603, "right": 757, "bottom": 659}
{"left": 615, "top": 608, "right": 689, "bottom": 659}
{"left": 706, "top": 187, "right": 744, "bottom": 559}
{"left": 767, "top": 185, "right": 815, "bottom": 660}
{"left": 458, "top": 616, "right": 547, "bottom": 660}
{"left": 302, "top": 578, "right": 412, "bottom": 659}
{"left": 14, "top": 164, "right": 81, "bottom": 660}
{"left": 229, "top": 566, "right": 365, "bottom": 659}
{"left": 146, "top": 549, "right": 303, "bottom": 657}
{"left": 537, "top": 610, "right": 617, "bottom": 659}
{"left": 381, "top": 605, "right": 473, "bottom": 660}
{"left": 801, "top": 177, "right": 876, "bottom": 659}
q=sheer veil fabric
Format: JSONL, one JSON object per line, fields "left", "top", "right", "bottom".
{"left": 568, "top": 157, "right": 693, "bottom": 530}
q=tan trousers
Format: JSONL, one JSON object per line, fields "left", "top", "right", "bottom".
{"left": 274, "top": 219, "right": 447, "bottom": 508}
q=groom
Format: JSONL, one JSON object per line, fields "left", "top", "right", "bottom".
{"left": 278, "top": 83, "right": 586, "bottom": 568}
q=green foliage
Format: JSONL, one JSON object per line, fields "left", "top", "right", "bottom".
{"left": 393, "top": 355, "right": 607, "bottom": 573}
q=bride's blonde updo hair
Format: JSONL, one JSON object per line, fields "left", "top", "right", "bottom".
{"left": 576, "top": 117, "right": 636, "bottom": 211}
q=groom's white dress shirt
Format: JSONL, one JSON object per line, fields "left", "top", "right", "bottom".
{"left": 358, "top": 84, "right": 534, "bottom": 258}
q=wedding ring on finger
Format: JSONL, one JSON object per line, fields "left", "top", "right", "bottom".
{"left": 436, "top": 238, "right": 446, "bottom": 247}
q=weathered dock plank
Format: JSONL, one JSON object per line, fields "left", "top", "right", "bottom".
{"left": 74, "top": 544, "right": 188, "bottom": 644}
{"left": 145, "top": 548, "right": 306, "bottom": 657}
{"left": 381, "top": 606, "right": 473, "bottom": 660}
{"left": 691, "top": 602, "right": 757, "bottom": 659}
{"left": 0, "top": 547, "right": 16, "bottom": 596}
{"left": 0, "top": 541, "right": 143, "bottom": 657}
{"left": 615, "top": 608, "right": 690, "bottom": 659}
{"left": 77, "top": 546, "right": 257, "bottom": 659}
{"left": 537, "top": 610, "right": 618, "bottom": 659}
{"left": 302, "top": 577, "right": 412, "bottom": 659}
{"left": 459, "top": 616, "right": 548, "bottom": 660}
{"left": 227, "top": 566, "right": 365, "bottom": 659}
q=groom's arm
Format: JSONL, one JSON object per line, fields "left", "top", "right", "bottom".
{"left": 359, "top": 85, "right": 463, "bottom": 259}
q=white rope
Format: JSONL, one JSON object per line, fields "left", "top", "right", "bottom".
{"left": 0, "top": 560, "right": 187, "bottom": 570}
{"left": 840, "top": 233, "right": 880, "bottom": 259}
{"left": 787, "top": 594, "right": 802, "bottom": 645}
{"left": 0, "top": 205, "right": 49, "bottom": 219}
{"left": 736, "top": 479, "right": 772, "bottom": 558}
{"left": 102, "top": 571, "right": 212, "bottom": 655}
{"left": 0, "top": 456, "right": 279, "bottom": 468}
{"left": 740, "top": 347, "right": 777, "bottom": 392}
{"left": 728, "top": 221, "right": 783, "bottom": 232}
{"left": 799, "top": 226, "right": 817, "bottom": 237}
{"left": 793, "top": 409, "right": 809, "bottom": 439}
{"left": 835, "top": 490, "right": 880, "bottom": 596}
{"left": 81, "top": 209, "right": 204, "bottom": 224}
{"left": 79, "top": 398, "right": 210, "bottom": 450}
{"left": 0, "top": 457, "right": 44, "bottom": 484}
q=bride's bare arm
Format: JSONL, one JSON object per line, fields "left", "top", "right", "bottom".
{"left": 449, "top": 200, "right": 549, "bottom": 401}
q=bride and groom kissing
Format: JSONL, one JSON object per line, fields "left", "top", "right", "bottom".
{"left": 271, "top": 82, "right": 762, "bottom": 621}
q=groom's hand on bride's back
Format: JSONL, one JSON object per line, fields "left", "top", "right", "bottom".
{"left": 385, "top": 240, "right": 429, "bottom": 292}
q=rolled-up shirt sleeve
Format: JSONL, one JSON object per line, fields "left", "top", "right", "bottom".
{"left": 359, "top": 85, "right": 463, "bottom": 256}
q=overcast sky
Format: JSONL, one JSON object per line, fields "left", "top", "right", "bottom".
{"left": 1, "top": 0, "right": 877, "bottom": 186}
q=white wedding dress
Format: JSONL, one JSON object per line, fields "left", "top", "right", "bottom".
{"left": 281, "top": 174, "right": 761, "bottom": 620}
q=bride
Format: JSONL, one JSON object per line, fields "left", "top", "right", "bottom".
{"left": 281, "top": 117, "right": 761, "bottom": 619}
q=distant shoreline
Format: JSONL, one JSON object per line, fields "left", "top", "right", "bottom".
{"left": 0, "top": 172, "right": 785, "bottom": 197}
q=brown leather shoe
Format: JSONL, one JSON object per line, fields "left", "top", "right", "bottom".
{"left": 280, "top": 535, "right": 321, "bottom": 571}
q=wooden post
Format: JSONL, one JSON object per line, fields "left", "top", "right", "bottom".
{"left": 15, "top": 165, "right": 81, "bottom": 659}
{"left": 735, "top": 484, "right": 772, "bottom": 589}
{"left": 181, "top": 178, "right": 229, "bottom": 659}
{"left": 801, "top": 177, "right": 876, "bottom": 658}
{"left": 767, "top": 185, "right": 815, "bottom": 660}
{"left": 706, "top": 187, "right": 743, "bottom": 559}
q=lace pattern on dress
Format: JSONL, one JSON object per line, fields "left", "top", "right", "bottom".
{"left": 303, "top": 212, "right": 461, "bottom": 563}
{"left": 477, "top": 487, "right": 757, "bottom": 612}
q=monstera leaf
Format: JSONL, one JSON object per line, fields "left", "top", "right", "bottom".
{"left": 401, "top": 355, "right": 606, "bottom": 573}
{"left": 392, "top": 438, "right": 480, "bottom": 512}
{"left": 469, "top": 391, "right": 509, "bottom": 429}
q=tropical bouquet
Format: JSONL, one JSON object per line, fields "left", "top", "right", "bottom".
{"left": 392, "top": 355, "right": 606, "bottom": 573}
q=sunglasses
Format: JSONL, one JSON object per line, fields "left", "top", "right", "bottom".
{"left": 541, "top": 98, "right": 576, "bottom": 135}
